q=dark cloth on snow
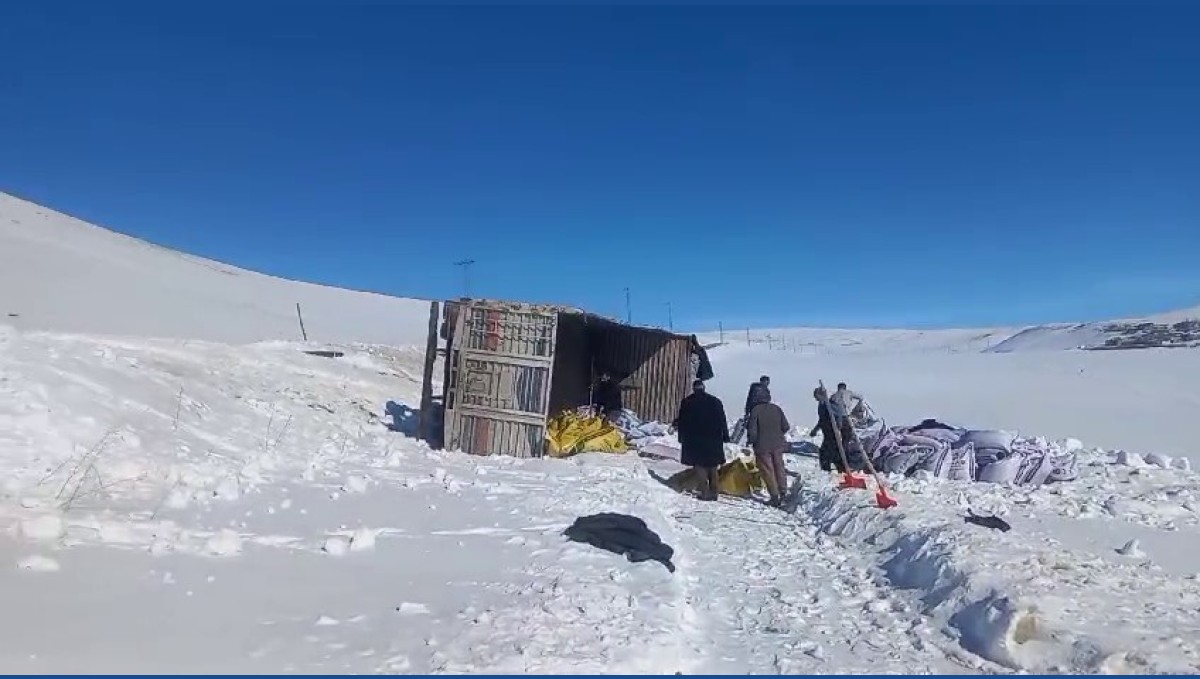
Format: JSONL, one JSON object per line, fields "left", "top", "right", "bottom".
{"left": 964, "top": 511, "right": 1012, "bottom": 533}
{"left": 563, "top": 513, "right": 675, "bottom": 573}
{"left": 675, "top": 391, "right": 730, "bottom": 469}
{"left": 747, "top": 401, "right": 790, "bottom": 457}
{"left": 592, "top": 379, "right": 623, "bottom": 415}
{"left": 910, "top": 418, "right": 957, "bottom": 432}
{"left": 744, "top": 382, "right": 770, "bottom": 415}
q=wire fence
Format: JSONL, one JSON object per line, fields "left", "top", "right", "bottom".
{"left": 701, "top": 323, "right": 1003, "bottom": 357}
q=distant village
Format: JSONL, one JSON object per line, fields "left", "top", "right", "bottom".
{"left": 1090, "top": 319, "right": 1200, "bottom": 350}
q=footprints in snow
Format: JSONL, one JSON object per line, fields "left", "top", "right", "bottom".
{"left": 674, "top": 491, "right": 949, "bottom": 673}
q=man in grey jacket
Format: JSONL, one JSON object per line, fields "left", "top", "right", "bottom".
{"left": 746, "top": 389, "right": 791, "bottom": 508}
{"left": 830, "top": 382, "right": 863, "bottom": 424}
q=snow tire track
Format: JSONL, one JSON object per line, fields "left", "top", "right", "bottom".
{"left": 664, "top": 469, "right": 977, "bottom": 674}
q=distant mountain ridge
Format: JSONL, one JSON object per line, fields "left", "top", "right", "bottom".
{"left": 4, "top": 190, "right": 1197, "bottom": 352}
{"left": 986, "top": 312, "right": 1200, "bottom": 353}
{"left": 704, "top": 305, "right": 1200, "bottom": 356}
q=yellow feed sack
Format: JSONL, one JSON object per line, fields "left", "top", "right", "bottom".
{"left": 717, "top": 456, "right": 767, "bottom": 498}
{"left": 546, "top": 412, "right": 630, "bottom": 458}
{"left": 663, "top": 454, "right": 766, "bottom": 498}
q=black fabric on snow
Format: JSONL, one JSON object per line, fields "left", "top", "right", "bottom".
{"left": 562, "top": 513, "right": 676, "bottom": 573}
{"left": 909, "top": 418, "right": 957, "bottom": 432}
{"left": 675, "top": 390, "right": 730, "bottom": 469}
{"left": 964, "top": 511, "right": 1012, "bottom": 532}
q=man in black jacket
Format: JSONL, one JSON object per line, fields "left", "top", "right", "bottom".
{"left": 674, "top": 380, "right": 730, "bottom": 501}
{"left": 592, "top": 372, "right": 623, "bottom": 423}
{"left": 810, "top": 387, "right": 863, "bottom": 473}
{"left": 744, "top": 375, "right": 771, "bottom": 416}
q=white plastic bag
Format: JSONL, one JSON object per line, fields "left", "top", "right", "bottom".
{"left": 977, "top": 455, "right": 1022, "bottom": 484}
{"left": 1014, "top": 451, "right": 1053, "bottom": 486}
{"left": 917, "top": 442, "right": 954, "bottom": 479}
{"left": 958, "top": 429, "right": 1017, "bottom": 451}
{"left": 947, "top": 442, "right": 976, "bottom": 482}
{"left": 973, "top": 446, "right": 1008, "bottom": 470}
{"left": 1047, "top": 452, "right": 1078, "bottom": 482}
{"left": 878, "top": 445, "right": 932, "bottom": 475}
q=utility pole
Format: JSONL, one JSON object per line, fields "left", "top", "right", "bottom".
{"left": 623, "top": 287, "right": 632, "bottom": 324}
{"left": 453, "top": 259, "right": 475, "bottom": 299}
{"left": 666, "top": 301, "right": 674, "bottom": 332}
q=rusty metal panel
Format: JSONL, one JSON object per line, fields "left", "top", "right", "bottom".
{"left": 456, "top": 413, "right": 545, "bottom": 458}
{"left": 461, "top": 306, "right": 555, "bottom": 357}
{"left": 591, "top": 321, "right": 693, "bottom": 424}
{"left": 457, "top": 355, "right": 550, "bottom": 418}
{"left": 442, "top": 301, "right": 557, "bottom": 457}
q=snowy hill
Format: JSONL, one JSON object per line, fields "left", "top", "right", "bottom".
{"left": 0, "top": 193, "right": 431, "bottom": 345}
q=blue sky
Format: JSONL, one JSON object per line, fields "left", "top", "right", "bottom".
{"left": 3, "top": 3, "right": 1198, "bottom": 331}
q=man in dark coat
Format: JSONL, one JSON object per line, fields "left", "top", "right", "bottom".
{"left": 744, "top": 375, "right": 771, "bottom": 416}
{"left": 673, "top": 380, "right": 730, "bottom": 501}
{"left": 591, "top": 372, "right": 623, "bottom": 423}
{"left": 746, "top": 388, "right": 791, "bottom": 507}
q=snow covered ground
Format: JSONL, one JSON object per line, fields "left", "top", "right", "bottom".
{"left": 0, "top": 327, "right": 696, "bottom": 673}
{"left": 3, "top": 322, "right": 1199, "bottom": 673}
{"left": 0, "top": 325, "right": 971, "bottom": 673}
{"left": 0, "top": 192, "right": 431, "bottom": 345}
{"left": 705, "top": 345, "right": 1200, "bottom": 673}
{"left": 4, "top": 193, "right": 1200, "bottom": 673}
{"left": 708, "top": 343, "right": 1200, "bottom": 467}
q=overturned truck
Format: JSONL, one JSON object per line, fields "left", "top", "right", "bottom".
{"left": 416, "top": 298, "right": 712, "bottom": 458}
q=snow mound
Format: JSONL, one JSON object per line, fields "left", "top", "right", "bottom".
{"left": 17, "top": 555, "right": 61, "bottom": 573}
{"left": 803, "top": 443, "right": 1200, "bottom": 673}
{"left": 348, "top": 527, "right": 377, "bottom": 552}
{"left": 204, "top": 529, "right": 243, "bottom": 557}
{"left": 19, "top": 514, "right": 65, "bottom": 542}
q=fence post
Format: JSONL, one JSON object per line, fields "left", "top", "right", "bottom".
{"left": 417, "top": 301, "right": 440, "bottom": 443}
{"left": 719, "top": 322, "right": 724, "bottom": 344}
{"left": 746, "top": 328, "right": 751, "bottom": 346}
{"left": 295, "top": 303, "right": 308, "bottom": 342}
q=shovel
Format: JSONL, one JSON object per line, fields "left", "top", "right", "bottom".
{"left": 838, "top": 472, "right": 868, "bottom": 489}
